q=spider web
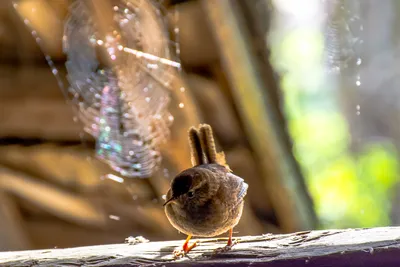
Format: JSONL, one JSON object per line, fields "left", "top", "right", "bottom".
{"left": 323, "top": 0, "right": 364, "bottom": 73}
{"left": 62, "top": 0, "right": 179, "bottom": 178}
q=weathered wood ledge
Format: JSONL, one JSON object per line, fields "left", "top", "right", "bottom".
{"left": 1, "top": 227, "right": 400, "bottom": 266}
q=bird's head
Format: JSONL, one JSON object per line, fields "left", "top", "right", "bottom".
{"left": 163, "top": 166, "right": 218, "bottom": 207}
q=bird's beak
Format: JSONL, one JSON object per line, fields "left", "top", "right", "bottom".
{"left": 163, "top": 196, "right": 176, "bottom": 206}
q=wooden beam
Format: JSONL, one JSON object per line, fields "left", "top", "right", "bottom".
{"left": 5, "top": 0, "right": 218, "bottom": 67}
{"left": 0, "top": 66, "right": 82, "bottom": 140}
{"left": 13, "top": 0, "right": 67, "bottom": 59}
{"left": 1, "top": 227, "right": 400, "bottom": 266}
{"left": 203, "top": 0, "right": 317, "bottom": 232}
{"left": 0, "top": 190, "right": 30, "bottom": 251}
{"left": 167, "top": 0, "right": 219, "bottom": 67}
{"left": 186, "top": 74, "right": 244, "bottom": 147}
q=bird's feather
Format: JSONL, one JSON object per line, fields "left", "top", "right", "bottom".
{"left": 226, "top": 172, "right": 248, "bottom": 202}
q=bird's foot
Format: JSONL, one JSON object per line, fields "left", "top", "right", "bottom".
{"left": 213, "top": 239, "right": 238, "bottom": 254}
{"left": 173, "top": 241, "right": 197, "bottom": 259}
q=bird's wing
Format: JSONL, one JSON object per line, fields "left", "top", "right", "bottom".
{"left": 226, "top": 172, "right": 248, "bottom": 203}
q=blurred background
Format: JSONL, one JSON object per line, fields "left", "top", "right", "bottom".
{"left": 0, "top": 0, "right": 399, "bottom": 252}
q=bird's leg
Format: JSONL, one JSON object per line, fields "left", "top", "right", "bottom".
{"left": 182, "top": 235, "right": 197, "bottom": 252}
{"left": 227, "top": 228, "right": 234, "bottom": 247}
{"left": 213, "top": 228, "right": 237, "bottom": 254}
{"left": 173, "top": 235, "right": 197, "bottom": 258}
{"left": 225, "top": 228, "right": 238, "bottom": 248}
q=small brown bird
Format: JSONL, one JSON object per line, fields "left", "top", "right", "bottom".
{"left": 163, "top": 124, "right": 248, "bottom": 256}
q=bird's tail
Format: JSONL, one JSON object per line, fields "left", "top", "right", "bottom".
{"left": 187, "top": 124, "right": 232, "bottom": 171}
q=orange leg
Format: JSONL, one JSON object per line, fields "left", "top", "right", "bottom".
{"left": 174, "top": 235, "right": 197, "bottom": 258}
{"left": 182, "top": 235, "right": 197, "bottom": 253}
{"left": 213, "top": 228, "right": 237, "bottom": 254}
{"left": 227, "top": 228, "right": 233, "bottom": 247}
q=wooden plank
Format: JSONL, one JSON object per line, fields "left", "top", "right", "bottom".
{"left": 0, "top": 166, "right": 107, "bottom": 228}
{"left": 1, "top": 227, "right": 400, "bottom": 266}
{"left": 0, "top": 66, "right": 82, "bottom": 140}
{"left": 0, "top": 190, "right": 30, "bottom": 251}
{"left": 5, "top": 0, "right": 218, "bottom": 67}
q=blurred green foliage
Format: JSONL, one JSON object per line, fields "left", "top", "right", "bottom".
{"left": 271, "top": 27, "right": 399, "bottom": 229}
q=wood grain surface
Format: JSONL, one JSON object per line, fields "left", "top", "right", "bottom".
{"left": 1, "top": 227, "right": 400, "bottom": 266}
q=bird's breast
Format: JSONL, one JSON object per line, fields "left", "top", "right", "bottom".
{"left": 164, "top": 196, "right": 244, "bottom": 237}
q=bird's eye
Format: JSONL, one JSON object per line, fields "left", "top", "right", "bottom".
{"left": 187, "top": 191, "right": 195, "bottom": 198}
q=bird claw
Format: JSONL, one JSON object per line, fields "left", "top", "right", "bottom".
{"left": 213, "top": 239, "right": 238, "bottom": 254}
{"left": 173, "top": 241, "right": 198, "bottom": 259}
{"left": 173, "top": 249, "right": 186, "bottom": 259}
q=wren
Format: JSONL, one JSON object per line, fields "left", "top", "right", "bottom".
{"left": 163, "top": 124, "right": 248, "bottom": 257}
